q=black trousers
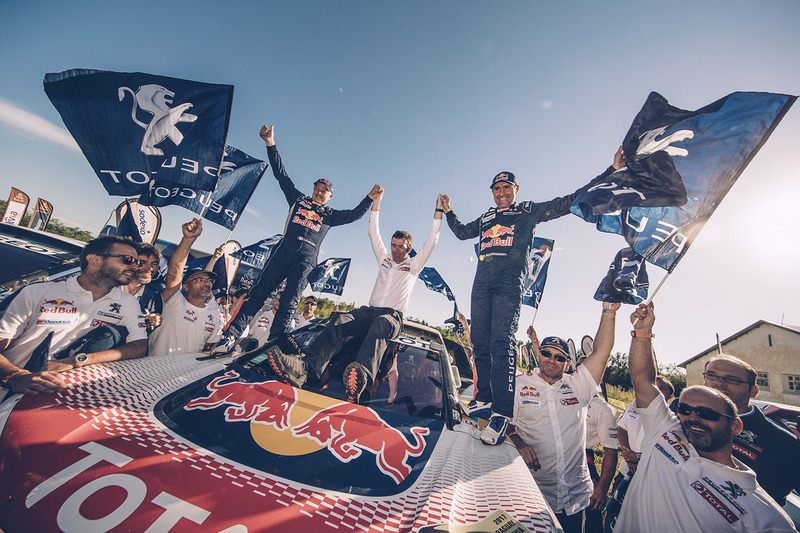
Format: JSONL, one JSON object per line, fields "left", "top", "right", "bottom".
{"left": 305, "top": 306, "right": 402, "bottom": 385}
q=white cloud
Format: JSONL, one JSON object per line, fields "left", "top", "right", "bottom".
{"left": 0, "top": 97, "right": 81, "bottom": 152}
{"left": 540, "top": 100, "right": 554, "bottom": 110}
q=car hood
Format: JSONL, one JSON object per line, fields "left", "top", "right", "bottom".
{"left": 0, "top": 352, "right": 554, "bottom": 532}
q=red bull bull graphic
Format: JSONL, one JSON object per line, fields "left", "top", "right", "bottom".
{"left": 480, "top": 224, "right": 515, "bottom": 251}
{"left": 291, "top": 402, "right": 430, "bottom": 484}
{"left": 166, "top": 366, "right": 440, "bottom": 495}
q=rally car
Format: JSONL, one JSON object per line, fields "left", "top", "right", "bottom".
{"left": 0, "top": 319, "right": 558, "bottom": 532}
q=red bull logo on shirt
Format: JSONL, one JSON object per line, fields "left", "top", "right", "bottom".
{"left": 479, "top": 224, "right": 514, "bottom": 251}
{"left": 40, "top": 298, "right": 77, "bottom": 314}
{"left": 292, "top": 208, "right": 323, "bottom": 231}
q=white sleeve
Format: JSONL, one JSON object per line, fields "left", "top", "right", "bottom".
{"left": 368, "top": 210, "right": 387, "bottom": 263}
{"left": 0, "top": 285, "right": 38, "bottom": 342}
{"left": 409, "top": 217, "right": 442, "bottom": 275}
{"left": 597, "top": 402, "right": 619, "bottom": 449}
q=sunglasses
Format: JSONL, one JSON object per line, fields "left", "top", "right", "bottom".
{"left": 97, "top": 254, "right": 141, "bottom": 266}
{"left": 702, "top": 372, "right": 752, "bottom": 387}
{"left": 540, "top": 349, "right": 568, "bottom": 363}
{"left": 677, "top": 402, "right": 735, "bottom": 421}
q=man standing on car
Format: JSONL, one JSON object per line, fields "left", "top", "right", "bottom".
{"left": 441, "top": 148, "right": 625, "bottom": 445}
{"left": 148, "top": 219, "right": 221, "bottom": 356}
{"left": 0, "top": 236, "right": 147, "bottom": 395}
{"left": 266, "top": 188, "right": 443, "bottom": 404}
{"left": 213, "top": 125, "right": 378, "bottom": 354}
{"left": 615, "top": 303, "right": 794, "bottom": 532}
{"left": 507, "top": 302, "right": 619, "bottom": 533}
{"left": 700, "top": 354, "right": 800, "bottom": 507}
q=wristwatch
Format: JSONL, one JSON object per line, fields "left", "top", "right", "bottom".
{"left": 74, "top": 354, "right": 89, "bottom": 368}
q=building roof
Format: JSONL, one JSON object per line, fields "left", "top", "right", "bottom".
{"left": 679, "top": 320, "right": 800, "bottom": 368}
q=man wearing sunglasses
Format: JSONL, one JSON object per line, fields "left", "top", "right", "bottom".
{"left": 148, "top": 218, "right": 221, "bottom": 356}
{"left": 615, "top": 302, "right": 794, "bottom": 532}
{"left": 0, "top": 236, "right": 148, "bottom": 396}
{"left": 701, "top": 354, "right": 800, "bottom": 508}
{"left": 506, "top": 301, "right": 619, "bottom": 533}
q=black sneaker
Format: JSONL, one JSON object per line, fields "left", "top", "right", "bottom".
{"left": 266, "top": 346, "right": 308, "bottom": 388}
{"left": 343, "top": 362, "right": 367, "bottom": 404}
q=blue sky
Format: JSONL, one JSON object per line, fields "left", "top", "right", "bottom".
{"left": 2, "top": 1, "right": 799, "bottom": 366}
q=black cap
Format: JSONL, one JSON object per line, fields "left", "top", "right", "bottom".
{"left": 540, "top": 336, "right": 570, "bottom": 358}
{"left": 489, "top": 171, "right": 518, "bottom": 189}
{"left": 182, "top": 268, "right": 217, "bottom": 285}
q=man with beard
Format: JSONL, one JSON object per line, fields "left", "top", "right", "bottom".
{"left": 148, "top": 219, "right": 221, "bottom": 356}
{"left": 507, "top": 302, "right": 619, "bottom": 533}
{"left": 701, "top": 354, "right": 800, "bottom": 507}
{"left": 615, "top": 302, "right": 794, "bottom": 532}
{"left": 265, "top": 188, "right": 443, "bottom": 404}
{"left": 0, "top": 236, "right": 148, "bottom": 395}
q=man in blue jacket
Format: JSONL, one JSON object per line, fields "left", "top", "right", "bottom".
{"left": 214, "top": 125, "right": 378, "bottom": 354}
{"left": 441, "top": 148, "right": 624, "bottom": 445}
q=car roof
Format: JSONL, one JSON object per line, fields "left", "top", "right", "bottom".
{"left": 0, "top": 222, "right": 85, "bottom": 285}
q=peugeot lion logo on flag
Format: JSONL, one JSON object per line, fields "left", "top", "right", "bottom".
{"left": 118, "top": 84, "right": 198, "bottom": 156}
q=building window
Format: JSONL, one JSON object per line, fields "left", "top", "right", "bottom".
{"left": 787, "top": 375, "right": 800, "bottom": 394}
{"left": 757, "top": 372, "right": 770, "bottom": 390}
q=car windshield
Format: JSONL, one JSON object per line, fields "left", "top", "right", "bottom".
{"left": 241, "top": 321, "right": 446, "bottom": 421}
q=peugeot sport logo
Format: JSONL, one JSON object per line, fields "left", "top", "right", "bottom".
{"left": 118, "top": 84, "right": 197, "bottom": 156}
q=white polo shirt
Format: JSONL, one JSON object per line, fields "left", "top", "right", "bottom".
{"left": 615, "top": 396, "right": 795, "bottom": 532}
{"left": 247, "top": 310, "right": 276, "bottom": 347}
{"left": 586, "top": 396, "right": 618, "bottom": 450}
{"left": 367, "top": 211, "right": 440, "bottom": 314}
{"left": 617, "top": 402, "right": 645, "bottom": 477}
{"left": 148, "top": 292, "right": 220, "bottom": 356}
{"left": 512, "top": 364, "right": 600, "bottom": 515}
{"left": 0, "top": 277, "right": 146, "bottom": 367}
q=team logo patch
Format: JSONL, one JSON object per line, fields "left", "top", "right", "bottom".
{"left": 40, "top": 298, "right": 77, "bottom": 315}
{"left": 654, "top": 443, "right": 680, "bottom": 465}
{"left": 560, "top": 397, "right": 579, "bottom": 406}
{"left": 118, "top": 84, "right": 197, "bottom": 156}
{"left": 732, "top": 443, "right": 757, "bottom": 461}
{"left": 691, "top": 481, "right": 739, "bottom": 524}
{"left": 660, "top": 430, "right": 691, "bottom": 462}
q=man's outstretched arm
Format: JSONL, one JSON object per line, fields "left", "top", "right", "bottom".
{"left": 629, "top": 302, "right": 659, "bottom": 409}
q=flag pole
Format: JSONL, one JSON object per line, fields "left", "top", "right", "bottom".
{"left": 632, "top": 271, "right": 671, "bottom": 326}
{"left": 99, "top": 209, "right": 115, "bottom": 237}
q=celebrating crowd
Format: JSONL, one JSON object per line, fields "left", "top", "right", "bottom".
{"left": 1, "top": 124, "right": 798, "bottom": 532}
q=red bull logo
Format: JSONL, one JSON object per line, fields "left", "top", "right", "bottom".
{"left": 183, "top": 370, "right": 430, "bottom": 484}
{"left": 292, "top": 208, "right": 323, "bottom": 231}
{"left": 40, "top": 298, "right": 77, "bottom": 314}
{"left": 292, "top": 403, "right": 430, "bottom": 484}
{"left": 480, "top": 224, "right": 515, "bottom": 250}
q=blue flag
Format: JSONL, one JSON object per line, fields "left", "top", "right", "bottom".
{"left": 44, "top": 69, "right": 233, "bottom": 196}
{"left": 521, "top": 237, "right": 554, "bottom": 308}
{"left": 116, "top": 200, "right": 143, "bottom": 242}
{"left": 307, "top": 258, "right": 350, "bottom": 296}
{"left": 571, "top": 91, "right": 796, "bottom": 272}
{"left": 140, "top": 145, "right": 266, "bottom": 230}
{"left": 418, "top": 267, "right": 456, "bottom": 302}
{"left": 231, "top": 235, "right": 282, "bottom": 270}
{"left": 593, "top": 248, "right": 649, "bottom": 304}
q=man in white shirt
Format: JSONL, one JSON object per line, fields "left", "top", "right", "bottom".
{"left": 241, "top": 295, "right": 281, "bottom": 351}
{"left": 266, "top": 188, "right": 444, "bottom": 403}
{"left": 615, "top": 302, "right": 794, "bottom": 532}
{"left": 148, "top": 219, "right": 221, "bottom": 356}
{"left": 291, "top": 295, "right": 317, "bottom": 330}
{"left": 508, "top": 302, "right": 619, "bottom": 533}
{"left": 0, "top": 236, "right": 148, "bottom": 395}
{"left": 584, "top": 393, "right": 618, "bottom": 533}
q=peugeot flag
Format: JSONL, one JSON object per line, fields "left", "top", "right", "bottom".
{"left": 232, "top": 235, "right": 283, "bottom": 270}
{"left": 140, "top": 145, "right": 266, "bottom": 230}
{"left": 522, "top": 237, "right": 554, "bottom": 308}
{"left": 418, "top": 267, "right": 456, "bottom": 302}
{"left": 594, "top": 248, "right": 649, "bottom": 304}
{"left": 571, "top": 91, "right": 796, "bottom": 272}
{"left": 307, "top": 258, "right": 350, "bottom": 296}
{"left": 44, "top": 69, "right": 233, "bottom": 196}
